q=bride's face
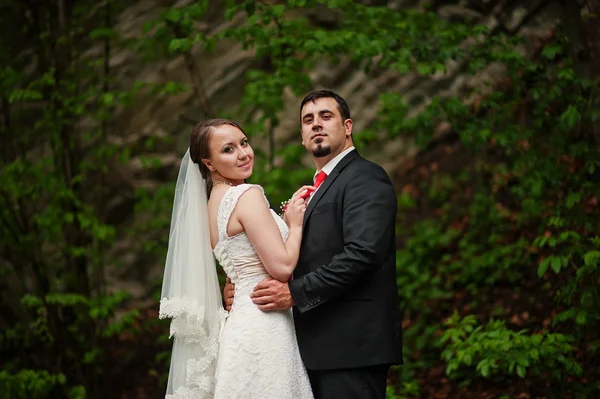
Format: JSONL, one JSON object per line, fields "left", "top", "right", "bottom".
{"left": 203, "top": 124, "right": 254, "bottom": 184}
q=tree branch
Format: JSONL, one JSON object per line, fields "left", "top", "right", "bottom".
{"left": 506, "top": 0, "right": 555, "bottom": 35}
{"left": 168, "top": 21, "right": 212, "bottom": 118}
{"left": 182, "top": 50, "right": 212, "bottom": 117}
{"left": 178, "top": 113, "right": 199, "bottom": 125}
{"left": 558, "top": 0, "right": 593, "bottom": 79}
{"left": 96, "top": 0, "right": 112, "bottom": 296}
{"left": 0, "top": 201, "right": 23, "bottom": 247}
{"left": 0, "top": 96, "right": 13, "bottom": 163}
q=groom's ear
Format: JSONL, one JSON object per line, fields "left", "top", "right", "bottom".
{"left": 202, "top": 158, "right": 215, "bottom": 172}
{"left": 344, "top": 119, "right": 353, "bottom": 137}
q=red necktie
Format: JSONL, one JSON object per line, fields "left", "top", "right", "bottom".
{"left": 301, "top": 171, "right": 327, "bottom": 200}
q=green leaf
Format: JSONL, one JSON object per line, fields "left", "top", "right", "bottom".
{"left": 479, "top": 360, "right": 490, "bottom": 377}
{"left": 560, "top": 105, "right": 581, "bottom": 129}
{"left": 163, "top": 8, "right": 182, "bottom": 23}
{"left": 575, "top": 311, "right": 587, "bottom": 325}
{"left": 541, "top": 43, "right": 561, "bottom": 59}
{"left": 550, "top": 256, "right": 565, "bottom": 274}
{"left": 557, "top": 67, "right": 575, "bottom": 81}
{"left": 583, "top": 250, "right": 600, "bottom": 266}
{"left": 9, "top": 89, "right": 42, "bottom": 103}
{"left": 89, "top": 27, "right": 114, "bottom": 40}
{"left": 68, "top": 385, "right": 87, "bottom": 399}
{"left": 538, "top": 258, "right": 551, "bottom": 277}
{"left": 100, "top": 92, "right": 115, "bottom": 106}
{"left": 82, "top": 348, "right": 101, "bottom": 364}
{"left": 270, "top": 4, "right": 285, "bottom": 17}
{"left": 416, "top": 63, "right": 432, "bottom": 75}
{"left": 565, "top": 192, "right": 582, "bottom": 209}
{"left": 168, "top": 38, "right": 193, "bottom": 53}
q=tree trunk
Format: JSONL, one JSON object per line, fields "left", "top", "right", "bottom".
{"left": 560, "top": 0, "right": 600, "bottom": 81}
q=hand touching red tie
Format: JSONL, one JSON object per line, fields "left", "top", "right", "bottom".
{"left": 281, "top": 171, "right": 328, "bottom": 214}
{"left": 300, "top": 171, "right": 327, "bottom": 200}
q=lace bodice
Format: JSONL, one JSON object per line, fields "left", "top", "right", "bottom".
{"left": 208, "top": 184, "right": 313, "bottom": 399}
{"left": 212, "top": 184, "right": 289, "bottom": 286}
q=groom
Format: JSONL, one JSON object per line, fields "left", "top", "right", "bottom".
{"left": 226, "top": 90, "right": 402, "bottom": 398}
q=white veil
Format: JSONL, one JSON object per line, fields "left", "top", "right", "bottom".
{"left": 159, "top": 149, "right": 226, "bottom": 398}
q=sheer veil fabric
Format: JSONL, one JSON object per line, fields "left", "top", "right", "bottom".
{"left": 159, "top": 149, "right": 226, "bottom": 398}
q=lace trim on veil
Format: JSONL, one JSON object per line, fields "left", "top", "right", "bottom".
{"left": 160, "top": 298, "right": 228, "bottom": 342}
{"left": 160, "top": 298, "right": 228, "bottom": 398}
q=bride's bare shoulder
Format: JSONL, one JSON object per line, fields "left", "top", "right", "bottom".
{"left": 236, "top": 185, "right": 267, "bottom": 208}
{"left": 227, "top": 185, "right": 270, "bottom": 231}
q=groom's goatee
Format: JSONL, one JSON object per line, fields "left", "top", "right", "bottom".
{"left": 313, "top": 145, "right": 331, "bottom": 157}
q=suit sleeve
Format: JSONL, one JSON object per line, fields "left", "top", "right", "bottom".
{"left": 289, "top": 164, "right": 397, "bottom": 313}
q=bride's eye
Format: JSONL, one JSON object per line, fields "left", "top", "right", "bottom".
{"left": 224, "top": 147, "right": 233, "bottom": 153}
{"left": 241, "top": 139, "right": 249, "bottom": 146}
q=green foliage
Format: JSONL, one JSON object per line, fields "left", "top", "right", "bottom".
{"left": 141, "top": 1, "right": 213, "bottom": 57}
{"left": 0, "top": 1, "right": 163, "bottom": 397}
{"left": 387, "top": 20, "right": 600, "bottom": 398}
{"left": 0, "top": 370, "right": 67, "bottom": 399}
{"left": 441, "top": 313, "right": 581, "bottom": 382}
{"left": 2, "top": 0, "right": 600, "bottom": 397}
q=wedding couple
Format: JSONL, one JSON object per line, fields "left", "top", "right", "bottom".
{"left": 159, "top": 90, "right": 403, "bottom": 399}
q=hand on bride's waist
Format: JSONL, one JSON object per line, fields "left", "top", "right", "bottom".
{"left": 250, "top": 276, "right": 295, "bottom": 311}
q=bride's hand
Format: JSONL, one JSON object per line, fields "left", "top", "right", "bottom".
{"left": 285, "top": 196, "right": 306, "bottom": 227}
{"left": 282, "top": 185, "right": 315, "bottom": 225}
{"left": 282, "top": 185, "right": 315, "bottom": 212}
{"left": 291, "top": 185, "right": 316, "bottom": 202}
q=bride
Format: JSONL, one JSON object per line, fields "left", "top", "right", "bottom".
{"left": 159, "top": 118, "right": 314, "bottom": 398}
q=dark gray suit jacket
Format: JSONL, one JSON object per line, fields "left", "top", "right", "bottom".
{"left": 289, "top": 149, "right": 403, "bottom": 370}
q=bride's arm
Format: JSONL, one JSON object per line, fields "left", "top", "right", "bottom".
{"left": 232, "top": 187, "right": 303, "bottom": 282}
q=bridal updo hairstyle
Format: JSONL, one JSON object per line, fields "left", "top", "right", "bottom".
{"left": 189, "top": 118, "right": 246, "bottom": 195}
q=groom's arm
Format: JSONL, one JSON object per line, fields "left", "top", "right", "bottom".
{"left": 288, "top": 163, "right": 397, "bottom": 313}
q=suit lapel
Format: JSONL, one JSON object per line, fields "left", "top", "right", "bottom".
{"left": 303, "top": 150, "right": 360, "bottom": 225}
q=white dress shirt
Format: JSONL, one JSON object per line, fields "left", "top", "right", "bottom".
{"left": 307, "top": 146, "right": 355, "bottom": 203}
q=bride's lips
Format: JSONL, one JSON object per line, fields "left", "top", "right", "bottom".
{"left": 239, "top": 160, "right": 252, "bottom": 168}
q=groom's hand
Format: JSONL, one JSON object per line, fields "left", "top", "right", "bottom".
{"left": 223, "top": 277, "right": 235, "bottom": 312}
{"left": 251, "top": 276, "right": 295, "bottom": 311}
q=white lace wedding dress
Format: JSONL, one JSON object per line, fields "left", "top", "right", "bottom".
{"left": 212, "top": 184, "right": 313, "bottom": 399}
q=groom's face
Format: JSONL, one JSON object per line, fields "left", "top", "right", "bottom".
{"left": 300, "top": 97, "right": 352, "bottom": 160}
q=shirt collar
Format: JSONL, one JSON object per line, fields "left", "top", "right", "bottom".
{"left": 314, "top": 146, "right": 355, "bottom": 180}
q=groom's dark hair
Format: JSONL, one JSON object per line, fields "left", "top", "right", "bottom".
{"left": 300, "top": 90, "right": 351, "bottom": 121}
